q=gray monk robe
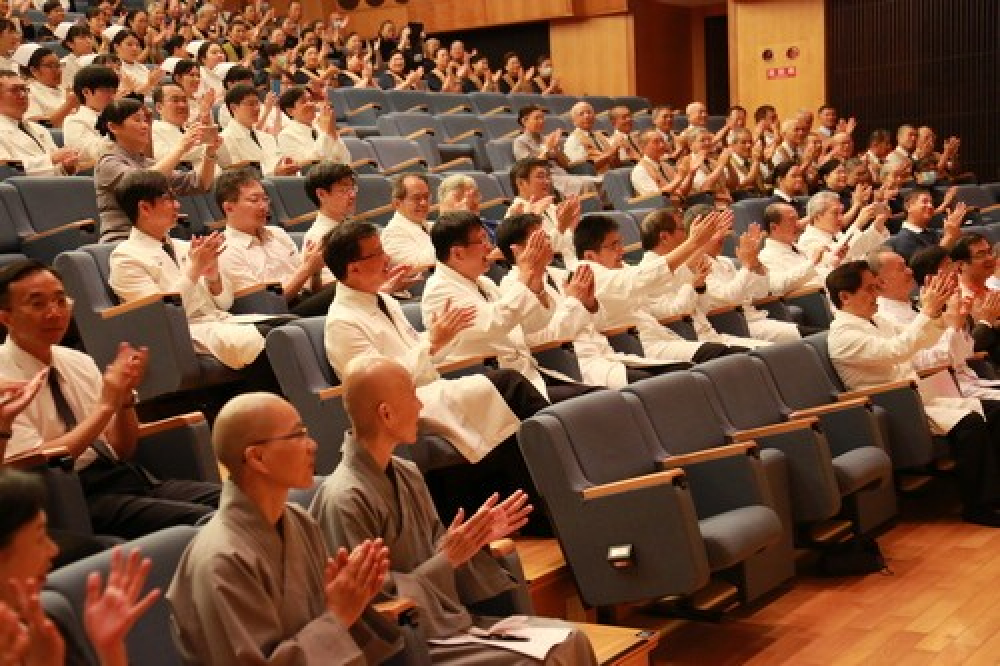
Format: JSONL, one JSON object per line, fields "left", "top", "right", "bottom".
{"left": 310, "top": 435, "right": 599, "bottom": 665}
{"left": 167, "top": 481, "right": 402, "bottom": 666}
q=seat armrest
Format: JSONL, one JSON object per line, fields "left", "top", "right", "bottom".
{"left": 383, "top": 157, "right": 427, "bottom": 174}
{"left": 430, "top": 157, "right": 475, "bottom": 173}
{"left": 233, "top": 282, "right": 283, "bottom": 299}
{"left": 347, "top": 102, "right": 380, "bottom": 116}
{"left": 730, "top": 417, "right": 819, "bottom": 442}
{"left": 374, "top": 598, "right": 417, "bottom": 624}
{"left": 349, "top": 158, "right": 378, "bottom": 171}
{"left": 600, "top": 324, "right": 638, "bottom": 337}
{"left": 223, "top": 160, "right": 261, "bottom": 172}
{"left": 23, "top": 218, "right": 96, "bottom": 242}
{"left": 489, "top": 538, "right": 516, "bottom": 558}
{"left": 500, "top": 129, "right": 520, "bottom": 139}
{"left": 751, "top": 294, "right": 784, "bottom": 307}
{"left": 405, "top": 128, "right": 434, "bottom": 140}
{"left": 706, "top": 304, "right": 743, "bottom": 317}
{"left": 353, "top": 203, "right": 395, "bottom": 223}
{"left": 445, "top": 129, "right": 482, "bottom": 143}
{"left": 480, "top": 196, "right": 508, "bottom": 210}
{"left": 581, "top": 468, "right": 685, "bottom": 501}
{"left": 530, "top": 338, "right": 574, "bottom": 353}
{"left": 659, "top": 441, "right": 758, "bottom": 470}
{"left": 783, "top": 285, "right": 826, "bottom": 300}
{"left": 436, "top": 355, "right": 497, "bottom": 375}
{"left": 837, "top": 379, "right": 917, "bottom": 402}
{"left": 657, "top": 313, "right": 693, "bottom": 326}
{"left": 100, "top": 292, "right": 181, "bottom": 319}
{"left": 318, "top": 385, "right": 345, "bottom": 402}
{"left": 482, "top": 106, "right": 510, "bottom": 115}
{"left": 138, "top": 412, "right": 206, "bottom": 439}
{"left": 916, "top": 362, "right": 954, "bottom": 379}
{"left": 284, "top": 211, "right": 318, "bottom": 228}
{"left": 788, "top": 396, "right": 870, "bottom": 420}
{"left": 5, "top": 446, "right": 72, "bottom": 469}
{"left": 232, "top": 282, "right": 287, "bottom": 315}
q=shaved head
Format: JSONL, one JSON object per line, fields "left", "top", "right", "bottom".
{"left": 213, "top": 392, "right": 293, "bottom": 479}
{"left": 343, "top": 356, "right": 420, "bottom": 442}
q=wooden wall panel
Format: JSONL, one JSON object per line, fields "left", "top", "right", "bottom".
{"left": 630, "top": 2, "right": 694, "bottom": 106}
{"left": 728, "top": 0, "right": 826, "bottom": 122}
{"left": 550, "top": 16, "right": 634, "bottom": 97}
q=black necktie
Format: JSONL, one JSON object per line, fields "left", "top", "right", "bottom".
{"left": 311, "top": 128, "right": 318, "bottom": 140}
{"left": 477, "top": 284, "right": 492, "bottom": 302}
{"left": 162, "top": 241, "right": 178, "bottom": 265}
{"left": 48, "top": 368, "right": 77, "bottom": 431}
{"left": 791, "top": 245, "right": 802, "bottom": 255}
{"left": 627, "top": 134, "right": 640, "bottom": 155}
{"left": 376, "top": 294, "right": 393, "bottom": 321}
{"left": 588, "top": 131, "right": 601, "bottom": 148}
{"left": 657, "top": 162, "right": 669, "bottom": 181}
{"left": 18, "top": 122, "right": 44, "bottom": 150}
{"left": 249, "top": 129, "right": 261, "bottom": 148}
{"left": 545, "top": 272, "right": 559, "bottom": 293}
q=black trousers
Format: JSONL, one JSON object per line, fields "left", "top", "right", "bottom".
{"left": 290, "top": 284, "right": 337, "bottom": 318}
{"left": 947, "top": 400, "right": 1000, "bottom": 511}
{"left": 80, "top": 461, "right": 219, "bottom": 540}
{"left": 625, "top": 362, "right": 694, "bottom": 384}
{"left": 691, "top": 342, "right": 750, "bottom": 363}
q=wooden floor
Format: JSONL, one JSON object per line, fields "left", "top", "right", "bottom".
{"left": 626, "top": 482, "right": 1000, "bottom": 665}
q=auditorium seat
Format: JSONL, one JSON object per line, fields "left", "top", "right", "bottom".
{"left": 479, "top": 113, "right": 521, "bottom": 141}
{"left": 484, "top": 138, "right": 516, "bottom": 173}
{"left": 517, "top": 390, "right": 712, "bottom": 608}
{"left": 384, "top": 89, "right": 431, "bottom": 114}
{"left": 6, "top": 176, "right": 99, "bottom": 264}
{"left": 468, "top": 91, "right": 511, "bottom": 115}
{"left": 426, "top": 92, "right": 474, "bottom": 115}
{"left": 601, "top": 167, "right": 667, "bottom": 213}
{"left": 354, "top": 173, "right": 394, "bottom": 227}
{"left": 342, "top": 136, "right": 381, "bottom": 173}
{"left": 376, "top": 113, "right": 477, "bottom": 169}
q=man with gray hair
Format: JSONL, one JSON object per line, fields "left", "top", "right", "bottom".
{"left": 798, "top": 190, "right": 890, "bottom": 264}
{"left": 381, "top": 173, "right": 436, "bottom": 268}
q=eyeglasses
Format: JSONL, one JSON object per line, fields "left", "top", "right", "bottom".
{"left": 38, "top": 61, "right": 61, "bottom": 70}
{"left": 21, "top": 295, "right": 74, "bottom": 313}
{"left": 333, "top": 184, "right": 359, "bottom": 195}
{"left": 355, "top": 248, "right": 387, "bottom": 262}
{"left": 247, "top": 425, "right": 310, "bottom": 446}
{"left": 600, "top": 240, "right": 624, "bottom": 251}
{"left": 239, "top": 195, "right": 270, "bottom": 205}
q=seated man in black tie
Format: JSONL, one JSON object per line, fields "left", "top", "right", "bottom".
{"left": 0, "top": 259, "right": 220, "bottom": 539}
{"left": 0, "top": 69, "right": 80, "bottom": 176}
{"left": 891, "top": 187, "right": 966, "bottom": 263}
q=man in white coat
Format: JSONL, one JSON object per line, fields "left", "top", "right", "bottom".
{"left": 218, "top": 83, "right": 299, "bottom": 176}
{"left": 380, "top": 173, "right": 438, "bottom": 269}
{"left": 758, "top": 202, "right": 836, "bottom": 294}
{"left": 826, "top": 260, "right": 1000, "bottom": 527}
{"left": 0, "top": 69, "right": 79, "bottom": 175}
{"left": 276, "top": 86, "right": 349, "bottom": 167}
{"left": 324, "top": 220, "right": 554, "bottom": 534}
{"left": 310, "top": 356, "right": 600, "bottom": 665}
{"left": 797, "top": 191, "right": 890, "bottom": 264}
{"left": 303, "top": 161, "right": 358, "bottom": 249}
{"left": 63, "top": 64, "right": 115, "bottom": 163}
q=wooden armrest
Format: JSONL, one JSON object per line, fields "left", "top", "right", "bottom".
{"left": 24, "top": 218, "right": 96, "bottom": 242}
{"left": 623, "top": 241, "right": 642, "bottom": 254}
{"left": 374, "top": 598, "right": 416, "bottom": 623}
{"left": 788, "top": 396, "right": 870, "bottom": 420}
{"left": 5, "top": 445, "right": 71, "bottom": 469}
{"left": 837, "top": 379, "right": 918, "bottom": 402}
{"left": 706, "top": 304, "right": 743, "bottom": 317}
{"left": 979, "top": 203, "right": 1000, "bottom": 214}
{"left": 489, "top": 538, "right": 516, "bottom": 558}
{"left": 430, "top": 157, "right": 474, "bottom": 173}
{"left": 440, "top": 104, "right": 472, "bottom": 115}
{"left": 751, "top": 294, "right": 784, "bottom": 307}
{"left": 353, "top": 203, "right": 395, "bottom": 222}
{"left": 531, "top": 338, "right": 574, "bottom": 353}
{"left": 405, "top": 104, "right": 429, "bottom": 113}
{"left": 349, "top": 158, "right": 378, "bottom": 170}
{"left": 139, "top": 412, "right": 205, "bottom": 438}
{"left": 657, "top": 313, "right": 693, "bottom": 326}
{"left": 582, "top": 468, "right": 684, "bottom": 500}
{"left": 969, "top": 351, "right": 989, "bottom": 361}
{"left": 445, "top": 129, "right": 482, "bottom": 143}
{"left": 483, "top": 107, "right": 510, "bottom": 115}
{"left": 579, "top": 191, "right": 600, "bottom": 203}
{"left": 601, "top": 324, "right": 638, "bottom": 337}
{"left": 384, "top": 157, "right": 427, "bottom": 174}
{"left": 626, "top": 193, "right": 665, "bottom": 206}
{"left": 916, "top": 362, "right": 954, "bottom": 379}
{"left": 347, "top": 103, "right": 380, "bottom": 116}
{"left": 659, "top": 441, "right": 758, "bottom": 469}
{"left": 234, "top": 282, "right": 283, "bottom": 299}
{"left": 501, "top": 129, "right": 520, "bottom": 139}
{"left": 566, "top": 159, "right": 593, "bottom": 171}
{"left": 285, "top": 211, "right": 318, "bottom": 227}
{"left": 0, "top": 159, "right": 24, "bottom": 169}
{"left": 480, "top": 196, "right": 507, "bottom": 209}
{"left": 101, "top": 292, "right": 181, "bottom": 319}
{"left": 436, "top": 355, "right": 497, "bottom": 375}
{"left": 318, "top": 385, "right": 345, "bottom": 402}
{"left": 730, "top": 417, "right": 819, "bottom": 442}
{"left": 75, "top": 159, "right": 96, "bottom": 172}
{"left": 406, "top": 128, "right": 434, "bottom": 140}
{"left": 784, "top": 285, "right": 826, "bottom": 300}
{"left": 223, "top": 160, "right": 261, "bottom": 172}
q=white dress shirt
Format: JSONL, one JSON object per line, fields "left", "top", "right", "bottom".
{"left": 303, "top": 210, "right": 342, "bottom": 250}
{"left": 798, "top": 223, "right": 889, "bottom": 265}
{"left": 219, "top": 224, "right": 333, "bottom": 291}
{"left": 276, "top": 120, "right": 349, "bottom": 165}
{"left": 563, "top": 127, "right": 611, "bottom": 168}
{"left": 27, "top": 80, "right": 65, "bottom": 122}
{"left": 325, "top": 282, "right": 519, "bottom": 463}
{"left": 151, "top": 119, "right": 210, "bottom": 167}
{"left": 218, "top": 120, "right": 284, "bottom": 175}
{"left": 703, "top": 254, "right": 800, "bottom": 342}
{"left": 630, "top": 155, "right": 670, "bottom": 196}
{"left": 109, "top": 227, "right": 265, "bottom": 369}
{"left": 0, "top": 112, "right": 62, "bottom": 175}
{"left": 380, "top": 211, "right": 436, "bottom": 269}
{"left": 64, "top": 105, "right": 111, "bottom": 163}
{"left": 758, "top": 237, "right": 825, "bottom": 294}
{"left": 422, "top": 262, "right": 555, "bottom": 398}
{"left": 828, "top": 309, "right": 979, "bottom": 434}
{"left": 506, "top": 196, "right": 577, "bottom": 269}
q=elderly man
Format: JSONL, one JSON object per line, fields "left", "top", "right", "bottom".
{"left": 0, "top": 69, "right": 78, "bottom": 175}
{"left": 758, "top": 202, "right": 831, "bottom": 294}
{"left": 506, "top": 158, "right": 581, "bottom": 268}
{"left": 511, "top": 104, "right": 594, "bottom": 198}
{"left": 563, "top": 101, "right": 622, "bottom": 173}
{"left": 310, "top": 357, "right": 599, "bottom": 665}
{"left": 826, "top": 260, "right": 1000, "bottom": 527}
{"left": 891, "top": 188, "right": 966, "bottom": 262}
{"left": 608, "top": 105, "right": 641, "bottom": 163}
{"left": 630, "top": 128, "right": 693, "bottom": 200}
{"left": 380, "top": 173, "right": 437, "bottom": 269}
{"left": 798, "top": 191, "right": 890, "bottom": 263}
{"left": 151, "top": 82, "right": 213, "bottom": 173}
{"left": 885, "top": 123, "right": 918, "bottom": 171}
{"left": 770, "top": 118, "right": 809, "bottom": 170}
{"left": 167, "top": 392, "right": 402, "bottom": 665}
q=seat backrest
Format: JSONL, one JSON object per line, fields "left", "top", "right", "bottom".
{"left": 8, "top": 176, "right": 100, "bottom": 233}
{"left": 338, "top": 87, "right": 388, "bottom": 114}
{"left": 438, "top": 114, "right": 486, "bottom": 141}
{"left": 269, "top": 176, "right": 316, "bottom": 221}
{"left": 401, "top": 301, "right": 423, "bottom": 331}
{"left": 622, "top": 371, "right": 731, "bottom": 455}
{"left": 367, "top": 137, "right": 426, "bottom": 171}
{"left": 46, "top": 525, "right": 199, "bottom": 666}
{"left": 583, "top": 95, "right": 615, "bottom": 114}
{"left": 752, "top": 340, "right": 841, "bottom": 409}
{"left": 385, "top": 89, "right": 430, "bottom": 114}
{"left": 356, "top": 173, "right": 394, "bottom": 226}
{"left": 427, "top": 92, "right": 474, "bottom": 115}
{"left": 672, "top": 114, "right": 689, "bottom": 133}
{"left": 802, "top": 331, "right": 847, "bottom": 391}
{"left": 544, "top": 95, "right": 580, "bottom": 116}
{"left": 730, "top": 197, "right": 770, "bottom": 238}
{"left": 479, "top": 114, "right": 520, "bottom": 140}
{"left": 484, "top": 139, "right": 515, "bottom": 172}
{"left": 692, "top": 354, "right": 789, "bottom": 430}
{"left": 468, "top": 92, "right": 511, "bottom": 115}
{"left": 0, "top": 182, "right": 23, "bottom": 255}
{"left": 614, "top": 96, "right": 652, "bottom": 114}
{"left": 601, "top": 168, "right": 637, "bottom": 208}
{"left": 940, "top": 184, "right": 993, "bottom": 209}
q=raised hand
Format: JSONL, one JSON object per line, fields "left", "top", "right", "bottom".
{"left": 428, "top": 298, "right": 477, "bottom": 354}
{"left": 563, "top": 263, "right": 598, "bottom": 313}
{"left": 554, "top": 195, "right": 581, "bottom": 233}
{"left": 440, "top": 494, "right": 500, "bottom": 567}
{"left": 488, "top": 490, "right": 533, "bottom": 541}
{"left": 0, "top": 602, "right": 30, "bottom": 666}
{"left": 84, "top": 547, "right": 161, "bottom": 666}
{"left": 0, "top": 369, "right": 46, "bottom": 431}
{"left": 6, "top": 578, "right": 65, "bottom": 666}
{"left": 324, "top": 539, "right": 390, "bottom": 626}
{"left": 187, "top": 232, "right": 226, "bottom": 281}
{"left": 919, "top": 268, "right": 958, "bottom": 318}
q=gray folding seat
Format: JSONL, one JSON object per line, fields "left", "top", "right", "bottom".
{"left": 268, "top": 175, "right": 316, "bottom": 229}
{"left": 484, "top": 138, "right": 516, "bottom": 173}
{"left": 468, "top": 92, "right": 511, "bottom": 115}
{"left": 622, "top": 372, "right": 793, "bottom": 602}
{"left": 426, "top": 92, "right": 474, "bottom": 115}
{"left": 602, "top": 167, "right": 667, "bottom": 212}
{"left": 354, "top": 173, "right": 394, "bottom": 227}
{"left": 480, "top": 113, "right": 521, "bottom": 141}
{"left": 332, "top": 87, "right": 387, "bottom": 129}
{"left": 517, "top": 390, "right": 712, "bottom": 608}
{"left": 368, "top": 137, "right": 473, "bottom": 175}
{"left": 6, "top": 176, "right": 99, "bottom": 264}
{"left": 384, "top": 89, "right": 431, "bottom": 114}
{"left": 342, "top": 136, "right": 381, "bottom": 173}
{"left": 376, "top": 113, "right": 476, "bottom": 169}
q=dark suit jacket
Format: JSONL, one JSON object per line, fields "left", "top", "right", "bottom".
{"left": 890, "top": 227, "right": 940, "bottom": 263}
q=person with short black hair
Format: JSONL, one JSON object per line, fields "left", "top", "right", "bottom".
{"left": 63, "top": 63, "right": 116, "bottom": 161}
{"left": 381, "top": 173, "right": 438, "bottom": 269}
{"left": 276, "top": 85, "right": 348, "bottom": 166}
{"left": 302, "top": 160, "right": 357, "bottom": 249}
{"left": 890, "top": 187, "right": 967, "bottom": 263}
{"left": 218, "top": 83, "right": 299, "bottom": 176}
{"left": 826, "top": 260, "right": 1000, "bottom": 527}
{"left": 151, "top": 81, "right": 215, "bottom": 173}
{"left": 15, "top": 43, "right": 77, "bottom": 127}
{"left": 0, "top": 68, "right": 79, "bottom": 175}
